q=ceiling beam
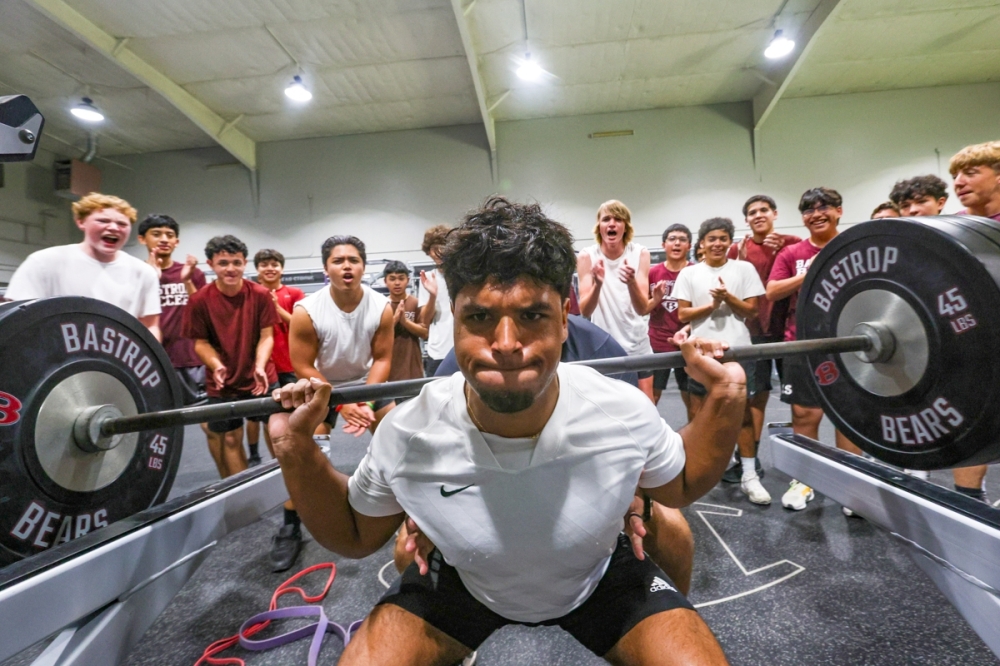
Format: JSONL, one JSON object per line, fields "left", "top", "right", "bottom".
{"left": 752, "top": 0, "right": 843, "bottom": 132}
{"left": 449, "top": 0, "right": 497, "bottom": 178}
{"left": 25, "top": 0, "right": 257, "bottom": 170}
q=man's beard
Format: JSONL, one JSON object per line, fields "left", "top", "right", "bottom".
{"left": 476, "top": 389, "right": 535, "bottom": 413}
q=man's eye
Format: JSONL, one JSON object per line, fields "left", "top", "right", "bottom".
{"left": 468, "top": 312, "right": 489, "bottom": 322}
{"left": 522, "top": 312, "right": 544, "bottom": 321}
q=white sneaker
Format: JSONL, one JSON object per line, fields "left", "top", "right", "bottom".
{"left": 461, "top": 651, "right": 478, "bottom": 666}
{"left": 842, "top": 506, "right": 855, "bottom": 517}
{"left": 781, "top": 480, "right": 814, "bottom": 510}
{"left": 740, "top": 476, "right": 772, "bottom": 505}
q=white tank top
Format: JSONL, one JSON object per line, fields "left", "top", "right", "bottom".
{"left": 582, "top": 242, "right": 653, "bottom": 356}
{"left": 297, "top": 284, "right": 389, "bottom": 383}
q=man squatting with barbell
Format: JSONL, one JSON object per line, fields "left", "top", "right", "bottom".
{"left": 268, "top": 197, "right": 742, "bottom": 665}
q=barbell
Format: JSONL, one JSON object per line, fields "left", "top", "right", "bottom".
{"left": 1, "top": 214, "right": 999, "bottom": 564}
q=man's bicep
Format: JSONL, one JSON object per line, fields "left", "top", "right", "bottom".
{"left": 352, "top": 510, "right": 406, "bottom": 553}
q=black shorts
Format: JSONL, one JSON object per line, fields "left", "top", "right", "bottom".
{"left": 779, "top": 356, "right": 821, "bottom": 408}
{"left": 424, "top": 357, "right": 444, "bottom": 377}
{"left": 206, "top": 383, "right": 280, "bottom": 433}
{"left": 637, "top": 370, "right": 654, "bottom": 380}
{"left": 276, "top": 372, "right": 297, "bottom": 386}
{"left": 652, "top": 366, "right": 688, "bottom": 392}
{"left": 378, "top": 533, "right": 694, "bottom": 656}
{"left": 323, "top": 397, "right": 395, "bottom": 426}
{"left": 750, "top": 335, "right": 785, "bottom": 396}
{"left": 686, "top": 360, "right": 757, "bottom": 398}
{"left": 175, "top": 366, "right": 206, "bottom": 406}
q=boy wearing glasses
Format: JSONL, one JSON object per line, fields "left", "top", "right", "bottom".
{"left": 767, "top": 187, "right": 860, "bottom": 512}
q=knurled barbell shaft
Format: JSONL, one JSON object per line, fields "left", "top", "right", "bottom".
{"left": 98, "top": 334, "right": 873, "bottom": 438}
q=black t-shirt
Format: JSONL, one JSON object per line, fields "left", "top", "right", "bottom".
{"left": 434, "top": 315, "right": 639, "bottom": 386}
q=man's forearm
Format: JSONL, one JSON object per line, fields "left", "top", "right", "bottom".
{"left": 419, "top": 293, "right": 437, "bottom": 327}
{"left": 766, "top": 275, "right": 803, "bottom": 301}
{"left": 678, "top": 303, "right": 714, "bottom": 323}
{"left": 578, "top": 282, "right": 601, "bottom": 317}
{"left": 727, "top": 297, "right": 757, "bottom": 320}
{"left": 400, "top": 316, "right": 428, "bottom": 339}
{"left": 255, "top": 337, "right": 274, "bottom": 370}
{"left": 194, "top": 340, "right": 222, "bottom": 370}
{"left": 367, "top": 357, "right": 392, "bottom": 385}
{"left": 272, "top": 432, "right": 374, "bottom": 557}
{"left": 674, "top": 381, "right": 745, "bottom": 503}
{"left": 626, "top": 279, "right": 649, "bottom": 314}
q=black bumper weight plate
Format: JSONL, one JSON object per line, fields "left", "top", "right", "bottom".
{"left": 0, "top": 298, "right": 184, "bottom": 565}
{"left": 799, "top": 216, "right": 1000, "bottom": 470}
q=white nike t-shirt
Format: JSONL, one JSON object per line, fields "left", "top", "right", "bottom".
{"left": 348, "top": 363, "right": 686, "bottom": 622}
{"left": 5, "top": 244, "right": 161, "bottom": 318}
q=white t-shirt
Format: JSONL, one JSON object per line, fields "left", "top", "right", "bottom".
{"left": 348, "top": 363, "right": 686, "bottom": 622}
{"left": 417, "top": 268, "right": 453, "bottom": 360}
{"left": 671, "top": 259, "right": 765, "bottom": 347}
{"left": 5, "top": 244, "right": 160, "bottom": 318}
{"left": 296, "top": 284, "right": 389, "bottom": 384}
{"left": 581, "top": 243, "right": 653, "bottom": 357}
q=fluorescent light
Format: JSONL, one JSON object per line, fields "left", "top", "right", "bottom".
{"left": 764, "top": 30, "right": 795, "bottom": 59}
{"left": 70, "top": 97, "right": 104, "bottom": 123}
{"left": 516, "top": 53, "right": 544, "bottom": 82}
{"left": 284, "top": 75, "right": 312, "bottom": 102}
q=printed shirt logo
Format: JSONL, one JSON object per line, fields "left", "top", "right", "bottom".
{"left": 661, "top": 280, "right": 678, "bottom": 312}
{"left": 440, "top": 484, "right": 474, "bottom": 497}
{"left": 160, "top": 282, "right": 189, "bottom": 307}
{"left": 650, "top": 576, "right": 675, "bottom": 593}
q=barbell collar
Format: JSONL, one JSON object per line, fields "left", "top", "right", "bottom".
{"left": 98, "top": 333, "right": 874, "bottom": 438}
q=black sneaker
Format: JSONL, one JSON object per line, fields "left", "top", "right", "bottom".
{"left": 248, "top": 454, "right": 262, "bottom": 467}
{"left": 270, "top": 524, "right": 302, "bottom": 572}
{"left": 721, "top": 458, "right": 764, "bottom": 484}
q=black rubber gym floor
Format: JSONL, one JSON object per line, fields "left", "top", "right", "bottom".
{"left": 4, "top": 383, "right": 999, "bottom": 665}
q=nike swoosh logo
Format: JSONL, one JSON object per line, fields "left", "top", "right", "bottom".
{"left": 440, "top": 484, "right": 474, "bottom": 497}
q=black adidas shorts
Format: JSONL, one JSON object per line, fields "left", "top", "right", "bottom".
{"left": 377, "top": 533, "right": 694, "bottom": 656}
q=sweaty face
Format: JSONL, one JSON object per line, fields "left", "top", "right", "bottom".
{"left": 454, "top": 278, "right": 568, "bottom": 414}
{"left": 256, "top": 259, "right": 284, "bottom": 285}
{"left": 77, "top": 208, "right": 131, "bottom": 261}
{"left": 598, "top": 213, "right": 627, "bottom": 247}
{"left": 745, "top": 202, "right": 777, "bottom": 236}
{"left": 662, "top": 232, "right": 691, "bottom": 261}
{"left": 701, "top": 230, "right": 732, "bottom": 264}
{"left": 207, "top": 251, "right": 246, "bottom": 288}
{"left": 901, "top": 196, "right": 945, "bottom": 217}
{"left": 139, "top": 227, "right": 179, "bottom": 258}
{"left": 385, "top": 272, "right": 409, "bottom": 297}
{"left": 325, "top": 245, "right": 365, "bottom": 290}
{"left": 953, "top": 166, "right": 1000, "bottom": 211}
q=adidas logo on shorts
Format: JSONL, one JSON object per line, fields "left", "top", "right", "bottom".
{"left": 650, "top": 576, "right": 675, "bottom": 593}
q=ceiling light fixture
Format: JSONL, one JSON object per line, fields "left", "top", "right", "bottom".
{"left": 284, "top": 75, "right": 312, "bottom": 102}
{"left": 516, "top": 53, "right": 544, "bottom": 82}
{"left": 764, "top": 30, "right": 795, "bottom": 59}
{"left": 70, "top": 97, "right": 104, "bottom": 123}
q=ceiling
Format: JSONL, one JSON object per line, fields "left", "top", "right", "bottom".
{"left": 2, "top": 0, "right": 998, "bottom": 162}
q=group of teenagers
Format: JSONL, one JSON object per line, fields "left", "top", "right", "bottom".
{"left": 4, "top": 138, "right": 999, "bottom": 665}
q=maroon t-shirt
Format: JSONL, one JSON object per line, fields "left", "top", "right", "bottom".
{"left": 269, "top": 285, "right": 306, "bottom": 374}
{"left": 768, "top": 240, "right": 823, "bottom": 342}
{"left": 647, "top": 262, "right": 691, "bottom": 352}
{"left": 158, "top": 262, "right": 207, "bottom": 368}
{"left": 958, "top": 209, "right": 1000, "bottom": 222}
{"left": 182, "top": 280, "right": 279, "bottom": 397}
{"left": 727, "top": 234, "right": 801, "bottom": 337}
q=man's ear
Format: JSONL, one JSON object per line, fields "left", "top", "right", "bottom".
{"left": 137, "top": 234, "right": 148, "bottom": 247}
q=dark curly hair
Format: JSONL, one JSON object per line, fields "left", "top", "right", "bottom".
{"left": 889, "top": 175, "right": 949, "bottom": 206}
{"left": 799, "top": 187, "right": 842, "bottom": 213}
{"left": 440, "top": 196, "right": 577, "bottom": 300}
{"left": 205, "top": 235, "right": 248, "bottom": 260}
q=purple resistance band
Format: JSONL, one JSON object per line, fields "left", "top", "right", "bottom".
{"left": 238, "top": 605, "right": 363, "bottom": 666}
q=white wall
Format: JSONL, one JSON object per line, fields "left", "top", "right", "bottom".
{"left": 0, "top": 149, "right": 76, "bottom": 284}
{"left": 13, "top": 81, "right": 999, "bottom": 275}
